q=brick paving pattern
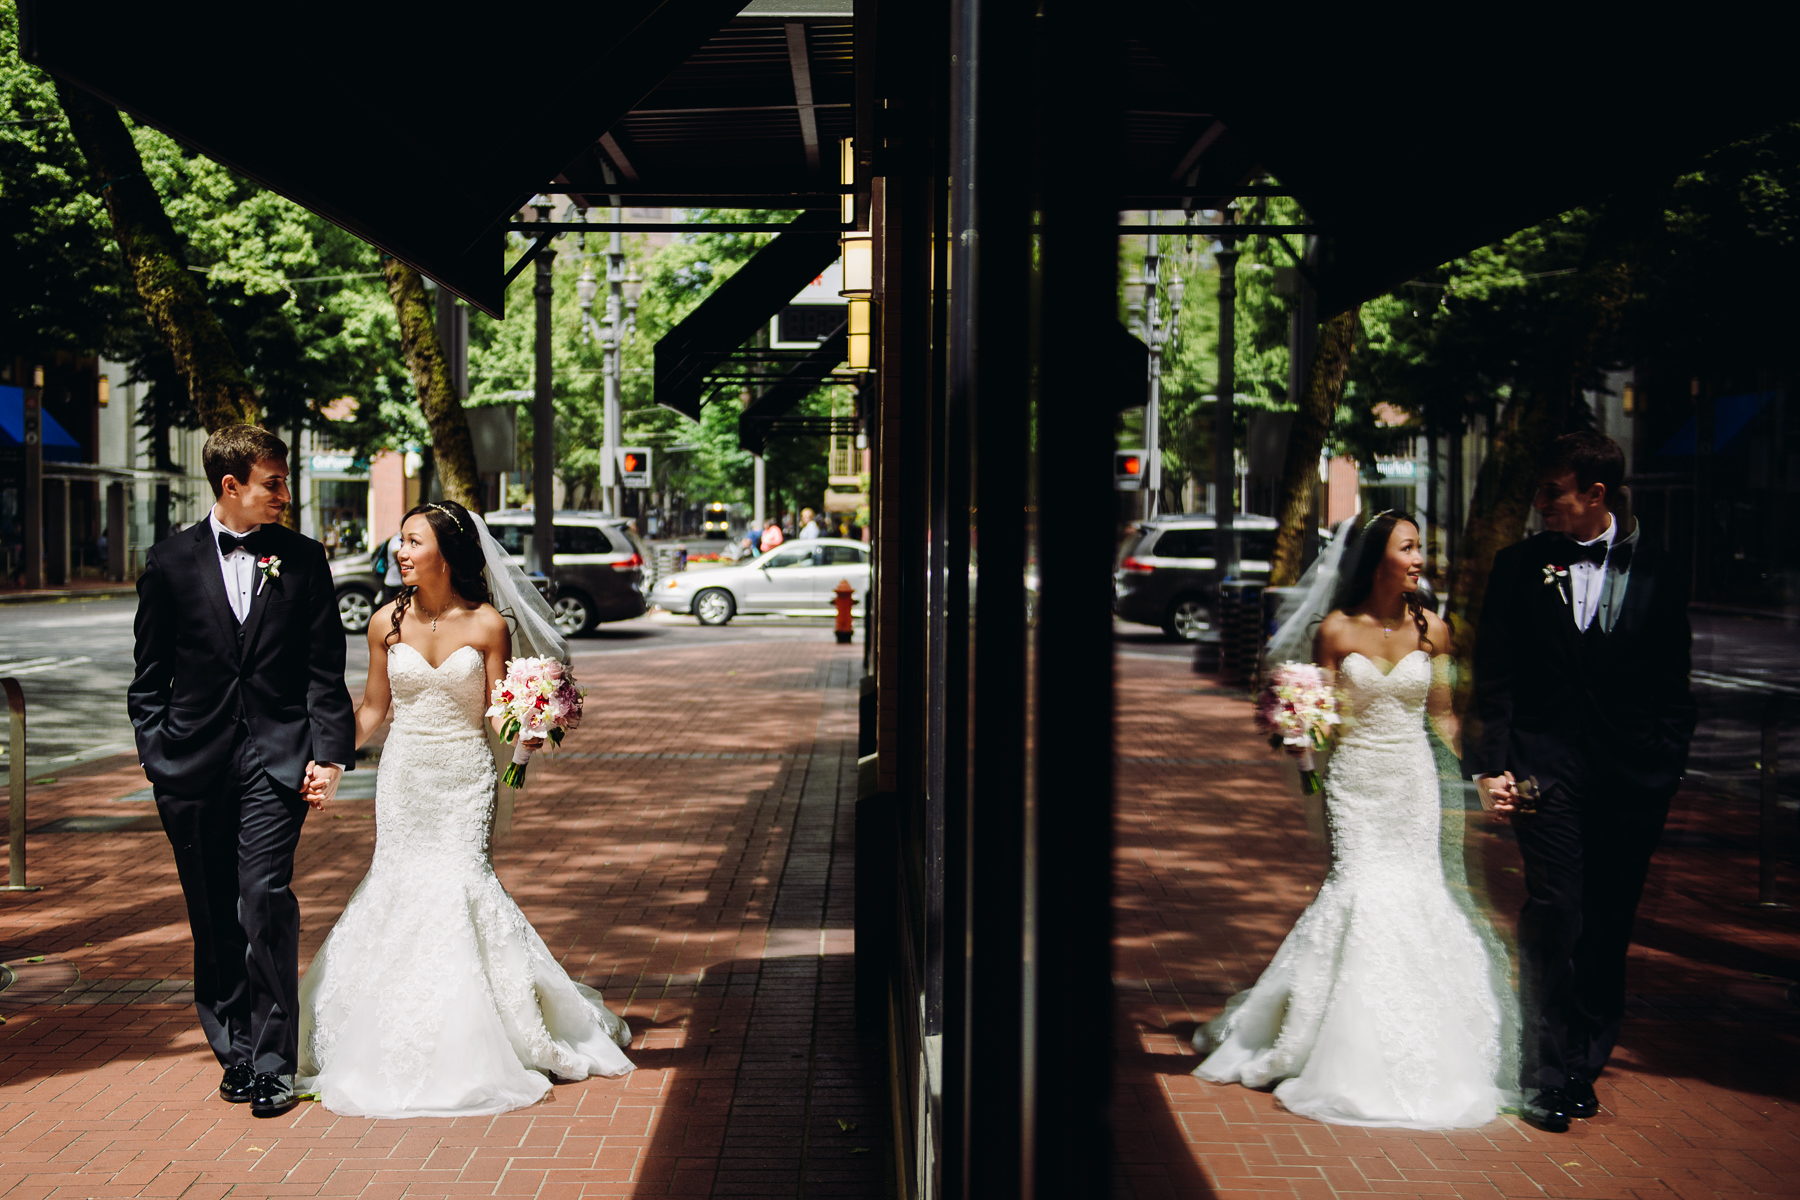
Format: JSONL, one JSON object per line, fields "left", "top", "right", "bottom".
{"left": 0, "top": 634, "right": 890, "bottom": 1199}
{"left": 1114, "top": 651, "right": 1800, "bottom": 1200}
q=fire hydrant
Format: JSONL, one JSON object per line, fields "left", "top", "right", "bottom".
{"left": 832, "top": 579, "right": 856, "bottom": 643}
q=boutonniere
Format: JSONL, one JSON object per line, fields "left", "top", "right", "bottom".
{"left": 1541, "top": 563, "right": 1570, "bottom": 605}
{"left": 256, "top": 555, "right": 282, "bottom": 594}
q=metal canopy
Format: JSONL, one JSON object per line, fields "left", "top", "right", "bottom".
{"left": 652, "top": 210, "right": 843, "bottom": 420}
{"left": 21, "top": 3, "right": 1792, "bottom": 321}
{"left": 19, "top": 0, "right": 764, "bottom": 317}
{"left": 1119, "top": 12, "right": 1796, "bottom": 314}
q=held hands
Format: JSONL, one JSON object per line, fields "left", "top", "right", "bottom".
{"left": 1476, "top": 771, "right": 1517, "bottom": 823}
{"left": 303, "top": 760, "right": 343, "bottom": 811}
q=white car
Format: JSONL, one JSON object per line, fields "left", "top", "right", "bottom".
{"left": 660, "top": 537, "right": 870, "bottom": 625}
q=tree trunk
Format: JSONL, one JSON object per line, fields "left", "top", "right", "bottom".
{"left": 54, "top": 82, "right": 258, "bottom": 430}
{"left": 1269, "top": 306, "right": 1358, "bottom": 586}
{"left": 381, "top": 258, "right": 482, "bottom": 512}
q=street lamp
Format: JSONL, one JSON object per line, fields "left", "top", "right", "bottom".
{"left": 1128, "top": 210, "right": 1185, "bottom": 518}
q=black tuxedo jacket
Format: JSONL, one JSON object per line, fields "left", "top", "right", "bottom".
{"left": 128, "top": 519, "right": 356, "bottom": 795}
{"left": 1467, "top": 527, "right": 1696, "bottom": 799}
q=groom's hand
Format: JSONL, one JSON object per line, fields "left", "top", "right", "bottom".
{"left": 1476, "top": 772, "right": 1517, "bottom": 822}
{"left": 303, "top": 760, "right": 343, "bottom": 810}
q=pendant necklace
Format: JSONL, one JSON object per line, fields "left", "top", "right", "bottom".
{"left": 417, "top": 601, "right": 441, "bottom": 632}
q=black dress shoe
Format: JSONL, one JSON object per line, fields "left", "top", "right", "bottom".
{"left": 219, "top": 1063, "right": 255, "bottom": 1103}
{"left": 1565, "top": 1078, "right": 1599, "bottom": 1119}
{"left": 250, "top": 1072, "right": 299, "bottom": 1119}
{"left": 1520, "top": 1088, "right": 1573, "bottom": 1133}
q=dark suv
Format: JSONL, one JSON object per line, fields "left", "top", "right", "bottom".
{"left": 330, "top": 510, "right": 648, "bottom": 636}
{"left": 1113, "top": 514, "right": 1280, "bottom": 640}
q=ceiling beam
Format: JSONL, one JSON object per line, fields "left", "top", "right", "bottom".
{"left": 597, "top": 133, "right": 641, "bottom": 183}
{"left": 1169, "top": 119, "right": 1225, "bottom": 181}
{"left": 785, "top": 22, "right": 821, "bottom": 173}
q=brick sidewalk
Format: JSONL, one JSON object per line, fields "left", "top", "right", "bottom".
{"left": 1113, "top": 652, "right": 1800, "bottom": 1200}
{"left": 0, "top": 635, "right": 890, "bottom": 1199}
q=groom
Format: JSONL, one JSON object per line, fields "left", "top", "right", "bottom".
{"left": 1469, "top": 431, "right": 1695, "bottom": 1133}
{"left": 128, "top": 425, "right": 355, "bottom": 1118}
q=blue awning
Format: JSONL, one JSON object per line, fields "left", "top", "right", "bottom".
{"left": 0, "top": 385, "right": 86, "bottom": 463}
{"left": 1655, "top": 390, "right": 1777, "bottom": 458}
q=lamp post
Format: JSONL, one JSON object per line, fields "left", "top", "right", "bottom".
{"left": 1212, "top": 207, "right": 1240, "bottom": 579}
{"left": 1129, "top": 211, "right": 1185, "bottom": 519}
{"left": 532, "top": 195, "right": 557, "bottom": 579}
{"left": 575, "top": 206, "right": 640, "bottom": 518}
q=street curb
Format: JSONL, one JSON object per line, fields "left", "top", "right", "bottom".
{"left": 0, "top": 587, "right": 138, "bottom": 606}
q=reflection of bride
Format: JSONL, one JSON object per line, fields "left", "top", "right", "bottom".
{"left": 297, "top": 501, "right": 633, "bottom": 1119}
{"left": 1192, "top": 511, "right": 1517, "bottom": 1129}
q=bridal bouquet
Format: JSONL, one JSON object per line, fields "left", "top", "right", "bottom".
{"left": 1256, "top": 661, "right": 1341, "bottom": 795}
{"left": 487, "top": 657, "right": 586, "bottom": 788}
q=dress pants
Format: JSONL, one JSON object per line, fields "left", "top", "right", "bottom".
{"left": 1511, "top": 771, "right": 1670, "bottom": 1091}
{"left": 155, "top": 729, "right": 309, "bottom": 1075}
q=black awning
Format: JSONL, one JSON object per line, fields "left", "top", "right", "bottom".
{"left": 1125, "top": 10, "right": 1797, "bottom": 314}
{"left": 738, "top": 322, "right": 849, "bottom": 454}
{"left": 654, "top": 210, "right": 843, "bottom": 420}
{"left": 18, "top": 0, "right": 750, "bottom": 317}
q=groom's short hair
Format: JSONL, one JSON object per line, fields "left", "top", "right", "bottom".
{"left": 1546, "top": 431, "right": 1624, "bottom": 500}
{"left": 204, "top": 425, "right": 289, "bottom": 496}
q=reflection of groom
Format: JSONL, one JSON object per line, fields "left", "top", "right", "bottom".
{"left": 1469, "top": 431, "right": 1696, "bottom": 1133}
{"left": 128, "top": 426, "right": 354, "bottom": 1118}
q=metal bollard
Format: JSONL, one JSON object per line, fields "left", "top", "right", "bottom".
{"left": 1757, "top": 694, "right": 1784, "bottom": 908}
{"left": 3, "top": 678, "right": 41, "bottom": 892}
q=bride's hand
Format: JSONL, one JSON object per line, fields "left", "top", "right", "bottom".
{"left": 521, "top": 736, "right": 546, "bottom": 750}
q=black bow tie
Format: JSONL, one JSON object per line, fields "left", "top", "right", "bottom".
{"left": 218, "top": 528, "right": 263, "bottom": 557}
{"left": 1567, "top": 539, "right": 1609, "bottom": 567}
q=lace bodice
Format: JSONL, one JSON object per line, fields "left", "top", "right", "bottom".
{"left": 389, "top": 641, "right": 488, "bottom": 739}
{"left": 1335, "top": 650, "right": 1431, "bottom": 749}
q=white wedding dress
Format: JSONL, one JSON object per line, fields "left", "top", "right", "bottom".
{"left": 297, "top": 642, "right": 634, "bottom": 1118}
{"left": 1193, "top": 650, "right": 1514, "bottom": 1129}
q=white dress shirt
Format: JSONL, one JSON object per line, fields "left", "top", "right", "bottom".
{"left": 208, "top": 509, "right": 261, "bottom": 623}
{"left": 1570, "top": 515, "right": 1617, "bottom": 632}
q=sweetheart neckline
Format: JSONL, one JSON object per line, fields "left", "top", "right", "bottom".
{"left": 1341, "top": 649, "right": 1429, "bottom": 678}
{"left": 389, "top": 641, "right": 481, "bottom": 672}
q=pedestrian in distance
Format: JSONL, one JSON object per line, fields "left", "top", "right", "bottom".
{"left": 761, "top": 518, "right": 785, "bottom": 550}
{"left": 127, "top": 425, "right": 356, "bottom": 1119}
{"left": 1469, "top": 431, "right": 1696, "bottom": 1133}
{"left": 797, "top": 507, "right": 821, "bottom": 539}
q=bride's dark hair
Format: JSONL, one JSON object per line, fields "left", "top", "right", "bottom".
{"left": 1333, "top": 508, "right": 1433, "bottom": 654}
{"left": 384, "top": 500, "right": 492, "bottom": 649}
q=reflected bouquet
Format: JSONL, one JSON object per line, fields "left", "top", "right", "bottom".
{"left": 1256, "top": 661, "right": 1341, "bottom": 795}
{"left": 486, "top": 656, "right": 586, "bottom": 788}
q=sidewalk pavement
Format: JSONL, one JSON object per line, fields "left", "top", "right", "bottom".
{"left": 1113, "top": 652, "right": 1800, "bottom": 1200}
{"left": 0, "top": 580, "right": 138, "bottom": 605}
{"left": 6, "top": 632, "right": 1797, "bottom": 1199}
{"left": 0, "top": 634, "right": 889, "bottom": 1199}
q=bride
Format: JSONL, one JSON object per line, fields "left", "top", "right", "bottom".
{"left": 1192, "top": 510, "right": 1516, "bottom": 1129}
{"left": 296, "top": 500, "right": 634, "bottom": 1118}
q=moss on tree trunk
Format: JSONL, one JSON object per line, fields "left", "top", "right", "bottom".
{"left": 382, "top": 258, "right": 482, "bottom": 513}
{"left": 54, "top": 82, "right": 257, "bottom": 431}
{"left": 1269, "top": 307, "right": 1358, "bottom": 587}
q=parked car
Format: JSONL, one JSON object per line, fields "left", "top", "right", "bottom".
{"left": 329, "top": 510, "right": 648, "bottom": 636}
{"left": 659, "top": 538, "right": 870, "bottom": 625}
{"left": 1112, "top": 514, "right": 1280, "bottom": 640}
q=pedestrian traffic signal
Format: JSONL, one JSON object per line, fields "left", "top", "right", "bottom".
{"left": 618, "top": 447, "right": 651, "bottom": 488}
{"left": 1114, "top": 449, "right": 1145, "bottom": 491}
